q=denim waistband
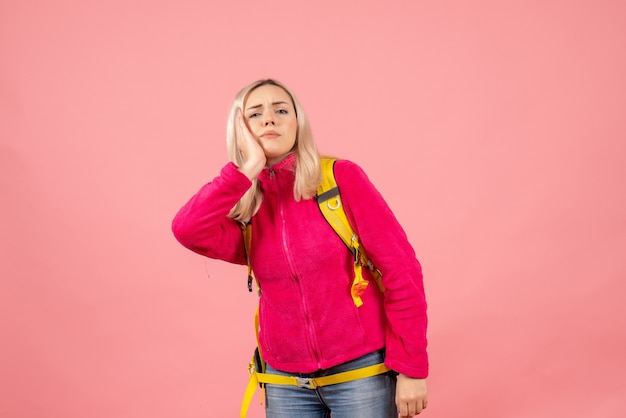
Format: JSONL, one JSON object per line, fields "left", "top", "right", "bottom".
{"left": 266, "top": 349, "right": 387, "bottom": 378}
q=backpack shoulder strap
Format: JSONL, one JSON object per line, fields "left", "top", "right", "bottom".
{"left": 316, "top": 158, "right": 355, "bottom": 248}
{"left": 316, "top": 158, "right": 384, "bottom": 307}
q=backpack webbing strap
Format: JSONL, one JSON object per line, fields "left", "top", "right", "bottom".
{"left": 317, "top": 158, "right": 385, "bottom": 307}
{"left": 241, "top": 222, "right": 259, "bottom": 295}
{"left": 240, "top": 362, "right": 391, "bottom": 417}
{"left": 239, "top": 305, "right": 264, "bottom": 418}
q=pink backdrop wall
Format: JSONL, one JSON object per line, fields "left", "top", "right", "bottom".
{"left": 1, "top": 1, "right": 625, "bottom": 417}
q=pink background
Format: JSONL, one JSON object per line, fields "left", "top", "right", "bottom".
{"left": 1, "top": 1, "right": 625, "bottom": 417}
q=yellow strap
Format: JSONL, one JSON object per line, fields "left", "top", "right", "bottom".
{"left": 258, "top": 362, "right": 390, "bottom": 387}
{"left": 317, "top": 159, "right": 353, "bottom": 249}
{"left": 241, "top": 362, "right": 391, "bottom": 417}
{"left": 241, "top": 222, "right": 261, "bottom": 295}
{"left": 317, "top": 158, "right": 385, "bottom": 306}
{"left": 254, "top": 305, "right": 260, "bottom": 347}
{"left": 240, "top": 372, "right": 259, "bottom": 418}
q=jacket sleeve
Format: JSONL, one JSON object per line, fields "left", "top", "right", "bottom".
{"left": 171, "top": 162, "right": 252, "bottom": 265}
{"left": 334, "top": 160, "right": 429, "bottom": 379}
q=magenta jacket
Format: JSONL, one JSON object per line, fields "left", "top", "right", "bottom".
{"left": 172, "top": 154, "right": 428, "bottom": 378}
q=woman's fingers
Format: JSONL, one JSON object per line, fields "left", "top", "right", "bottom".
{"left": 235, "top": 108, "right": 266, "bottom": 179}
{"left": 398, "top": 402, "right": 419, "bottom": 418}
{"left": 396, "top": 375, "right": 428, "bottom": 417}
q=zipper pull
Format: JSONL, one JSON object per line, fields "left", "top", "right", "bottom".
{"left": 269, "top": 167, "right": 275, "bottom": 179}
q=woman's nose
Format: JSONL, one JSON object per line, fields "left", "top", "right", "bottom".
{"left": 263, "top": 112, "right": 275, "bottom": 126}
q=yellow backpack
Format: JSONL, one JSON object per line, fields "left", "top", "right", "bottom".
{"left": 239, "top": 158, "right": 389, "bottom": 417}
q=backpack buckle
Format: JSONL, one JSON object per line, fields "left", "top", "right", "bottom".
{"left": 295, "top": 377, "right": 317, "bottom": 389}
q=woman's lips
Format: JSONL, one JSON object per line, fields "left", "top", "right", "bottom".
{"left": 261, "top": 131, "right": 280, "bottom": 138}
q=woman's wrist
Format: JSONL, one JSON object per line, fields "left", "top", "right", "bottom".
{"left": 238, "top": 159, "right": 265, "bottom": 180}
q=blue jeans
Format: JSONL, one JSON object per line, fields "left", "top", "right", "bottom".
{"left": 264, "top": 350, "right": 398, "bottom": 418}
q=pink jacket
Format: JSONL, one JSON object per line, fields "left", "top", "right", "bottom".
{"left": 172, "top": 154, "right": 428, "bottom": 378}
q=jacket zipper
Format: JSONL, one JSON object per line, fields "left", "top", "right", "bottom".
{"left": 274, "top": 171, "right": 322, "bottom": 368}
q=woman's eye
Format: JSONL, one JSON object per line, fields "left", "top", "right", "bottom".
{"left": 248, "top": 112, "right": 261, "bottom": 119}
{"left": 277, "top": 109, "right": 288, "bottom": 114}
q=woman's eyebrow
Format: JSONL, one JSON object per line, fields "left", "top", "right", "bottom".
{"left": 245, "top": 101, "right": 289, "bottom": 112}
{"left": 245, "top": 104, "right": 262, "bottom": 112}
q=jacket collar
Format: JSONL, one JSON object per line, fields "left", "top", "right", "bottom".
{"left": 259, "top": 152, "right": 297, "bottom": 182}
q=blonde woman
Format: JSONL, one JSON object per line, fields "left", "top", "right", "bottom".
{"left": 172, "top": 79, "right": 429, "bottom": 417}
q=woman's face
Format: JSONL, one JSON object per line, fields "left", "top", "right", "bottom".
{"left": 243, "top": 84, "right": 298, "bottom": 166}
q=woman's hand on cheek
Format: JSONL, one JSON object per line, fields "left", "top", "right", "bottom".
{"left": 236, "top": 108, "right": 266, "bottom": 180}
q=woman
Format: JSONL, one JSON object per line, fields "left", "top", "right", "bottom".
{"left": 172, "top": 79, "right": 428, "bottom": 417}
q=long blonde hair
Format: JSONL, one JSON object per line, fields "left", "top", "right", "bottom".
{"left": 226, "top": 79, "right": 322, "bottom": 222}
